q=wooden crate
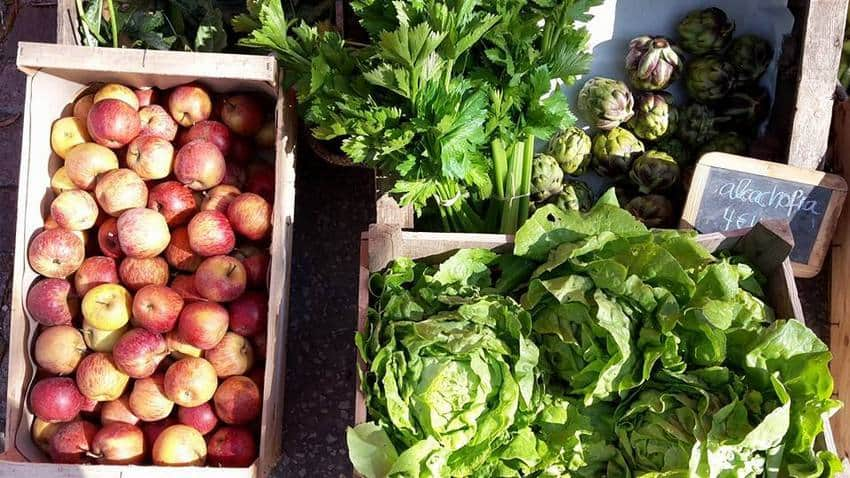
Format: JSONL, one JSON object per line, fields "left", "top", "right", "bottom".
{"left": 0, "top": 42, "right": 296, "bottom": 477}
{"left": 354, "top": 222, "right": 837, "bottom": 468}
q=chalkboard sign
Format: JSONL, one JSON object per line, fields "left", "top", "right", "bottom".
{"left": 682, "top": 153, "right": 847, "bottom": 278}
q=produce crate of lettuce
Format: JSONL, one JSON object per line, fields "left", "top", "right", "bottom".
{"left": 349, "top": 190, "right": 841, "bottom": 478}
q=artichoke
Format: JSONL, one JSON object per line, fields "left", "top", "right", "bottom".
{"left": 626, "top": 195, "right": 675, "bottom": 228}
{"left": 654, "top": 137, "right": 691, "bottom": 166}
{"left": 628, "top": 92, "right": 678, "bottom": 141}
{"left": 553, "top": 180, "right": 594, "bottom": 212}
{"left": 677, "top": 7, "right": 735, "bottom": 55}
{"left": 531, "top": 154, "right": 564, "bottom": 202}
{"left": 629, "top": 150, "right": 680, "bottom": 193}
{"left": 727, "top": 35, "right": 773, "bottom": 83}
{"left": 625, "top": 36, "right": 684, "bottom": 91}
{"left": 698, "top": 133, "right": 748, "bottom": 157}
{"left": 678, "top": 103, "right": 721, "bottom": 146}
{"left": 592, "top": 127, "right": 646, "bottom": 178}
{"left": 615, "top": 182, "right": 638, "bottom": 208}
{"left": 578, "top": 77, "right": 635, "bottom": 130}
{"left": 547, "top": 127, "right": 592, "bottom": 175}
{"left": 716, "top": 86, "right": 771, "bottom": 129}
{"left": 685, "top": 56, "right": 736, "bottom": 103}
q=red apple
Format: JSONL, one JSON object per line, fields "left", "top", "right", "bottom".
{"left": 165, "top": 227, "right": 203, "bottom": 272}
{"left": 90, "top": 422, "right": 145, "bottom": 464}
{"left": 113, "top": 328, "right": 169, "bottom": 378}
{"left": 34, "top": 325, "right": 86, "bottom": 375}
{"left": 135, "top": 88, "right": 159, "bottom": 107}
{"left": 30, "top": 376, "right": 85, "bottom": 422}
{"left": 139, "top": 104, "right": 178, "bottom": 141}
{"left": 73, "top": 94, "right": 94, "bottom": 123}
{"left": 117, "top": 208, "right": 170, "bottom": 258}
{"left": 181, "top": 120, "right": 232, "bottom": 155}
{"left": 252, "top": 334, "right": 266, "bottom": 362}
{"left": 126, "top": 135, "right": 174, "bottom": 180}
{"left": 141, "top": 418, "right": 177, "bottom": 450}
{"left": 177, "top": 402, "right": 218, "bottom": 435}
{"left": 65, "top": 142, "right": 119, "bottom": 190}
{"left": 28, "top": 227, "right": 85, "bottom": 278}
{"left": 132, "top": 285, "right": 184, "bottom": 333}
{"left": 213, "top": 376, "right": 261, "bottom": 425}
{"left": 255, "top": 121, "right": 275, "bottom": 149}
{"left": 32, "top": 417, "right": 62, "bottom": 453}
{"left": 51, "top": 189, "right": 99, "bottom": 231}
{"left": 177, "top": 301, "right": 229, "bottom": 350}
{"left": 206, "top": 427, "right": 257, "bottom": 467}
{"left": 168, "top": 83, "right": 212, "bottom": 127}
{"left": 222, "top": 162, "right": 247, "bottom": 189}
{"left": 129, "top": 374, "right": 175, "bottom": 421}
{"left": 148, "top": 180, "right": 197, "bottom": 226}
{"left": 76, "top": 352, "right": 130, "bottom": 401}
{"left": 87, "top": 99, "right": 141, "bottom": 149}
{"left": 205, "top": 332, "right": 254, "bottom": 377}
{"left": 49, "top": 420, "right": 98, "bottom": 464}
{"left": 201, "top": 185, "right": 241, "bottom": 214}
{"left": 97, "top": 217, "right": 123, "bottom": 259}
{"left": 101, "top": 395, "right": 140, "bottom": 426}
{"left": 27, "top": 278, "right": 79, "bottom": 325}
{"left": 195, "top": 255, "right": 246, "bottom": 302}
{"left": 234, "top": 246, "right": 270, "bottom": 288}
{"left": 248, "top": 367, "right": 264, "bottom": 391}
{"left": 80, "top": 395, "right": 100, "bottom": 414}
{"left": 75, "top": 256, "right": 120, "bottom": 296}
{"left": 229, "top": 136, "right": 254, "bottom": 163}
{"left": 174, "top": 139, "right": 226, "bottom": 191}
{"left": 228, "top": 291, "right": 267, "bottom": 336}
{"left": 119, "top": 256, "right": 169, "bottom": 291}
{"left": 171, "top": 274, "right": 206, "bottom": 302}
{"left": 227, "top": 193, "right": 271, "bottom": 241}
{"left": 164, "top": 357, "right": 219, "bottom": 407}
{"left": 94, "top": 168, "right": 149, "bottom": 216}
{"left": 220, "top": 95, "right": 263, "bottom": 136}
{"left": 187, "top": 210, "right": 235, "bottom": 256}
{"left": 245, "top": 161, "right": 275, "bottom": 203}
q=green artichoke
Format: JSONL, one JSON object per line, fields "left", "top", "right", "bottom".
{"left": 685, "top": 56, "right": 736, "bottom": 103}
{"left": 625, "top": 36, "right": 684, "bottom": 91}
{"left": 628, "top": 92, "right": 678, "bottom": 141}
{"left": 531, "top": 154, "right": 564, "bottom": 202}
{"left": 591, "top": 127, "right": 645, "bottom": 178}
{"left": 547, "top": 127, "right": 592, "bottom": 175}
{"left": 626, "top": 195, "right": 675, "bottom": 228}
{"left": 698, "top": 133, "right": 749, "bottom": 157}
{"left": 629, "top": 150, "right": 680, "bottom": 193}
{"left": 654, "top": 137, "right": 691, "bottom": 166}
{"left": 716, "top": 86, "right": 771, "bottom": 129}
{"left": 677, "top": 7, "right": 735, "bottom": 55}
{"left": 578, "top": 77, "right": 635, "bottom": 130}
{"left": 553, "top": 180, "right": 594, "bottom": 212}
{"left": 727, "top": 35, "right": 773, "bottom": 83}
{"left": 678, "top": 103, "right": 721, "bottom": 146}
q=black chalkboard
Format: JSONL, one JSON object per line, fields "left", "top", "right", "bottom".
{"left": 691, "top": 167, "right": 833, "bottom": 263}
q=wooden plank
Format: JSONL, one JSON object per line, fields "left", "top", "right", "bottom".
{"left": 787, "top": 0, "right": 849, "bottom": 169}
{"left": 56, "top": 0, "right": 79, "bottom": 46}
{"left": 375, "top": 194, "right": 414, "bottom": 229}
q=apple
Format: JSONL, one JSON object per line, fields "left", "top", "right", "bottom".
{"left": 177, "top": 402, "right": 218, "bottom": 435}
{"left": 139, "top": 104, "right": 178, "bottom": 141}
{"left": 222, "top": 162, "right": 247, "bottom": 189}
{"left": 213, "top": 376, "right": 261, "bottom": 425}
{"left": 194, "top": 255, "right": 246, "bottom": 303}
{"left": 177, "top": 301, "right": 229, "bottom": 350}
{"left": 171, "top": 274, "right": 206, "bottom": 302}
{"left": 94, "top": 168, "right": 148, "bottom": 217}
{"left": 227, "top": 193, "right": 271, "bottom": 241}
{"left": 51, "top": 166, "right": 76, "bottom": 194}
{"left": 255, "top": 121, "right": 275, "bottom": 149}
{"left": 229, "top": 136, "right": 254, "bottom": 163}
{"left": 168, "top": 83, "right": 212, "bottom": 127}
{"left": 50, "top": 189, "right": 99, "bottom": 231}
{"left": 74, "top": 256, "right": 118, "bottom": 297}
{"left": 65, "top": 142, "right": 119, "bottom": 190}
{"left": 228, "top": 291, "right": 267, "bottom": 336}
{"left": 113, "top": 328, "right": 169, "bottom": 378}
{"left": 73, "top": 94, "right": 94, "bottom": 122}
{"left": 181, "top": 120, "right": 232, "bottom": 155}
{"left": 234, "top": 246, "right": 270, "bottom": 288}
{"left": 147, "top": 180, "right": 197, "bottom": 227}
{"left": 152, "top": 424, "right": 207, "bottom": 466}
{"left": 32, "top": 417, "right": 62, "bottom": 452}
{"left": 49, "top": 420, "right": 98, "bottom": 464}
{"left": 164, "top": 357, "right": 218, "bottom": 407}
{"left": 220, "top": 95, "right": 263, "bottom": 136}
{"left": 90, "top": 422, "right": 145, "bottom": 464}
{"left": 248, "top": 367, "right": 264, "bottom": 391}
{"left": 26, "top": 278, "right": 78, "bottom": 326}
{"left": 132, "top": 285, "right": 184, "bottom": 333}
{"left": 101, "top": 394, "right": 140, "bottom": 426}
{"left": 83, "top": 323, "right": 127, "bottom": 352}
{"left": 76, "top": 352, "right": 130, "bottom": 401}
{"left": 252, "top": 334, "right": 266, "bottom": 362}
{"left": 160, "top": 230, "right": 198, "bottom": 276}
{"left": 97, "top": 217, "right": 123, "bottom": 259}
{"left": 129, "top": 374, "right": 174, "bottom": 421}
{"left": 174, "top": 139, "right": 226, "bottom": 191}
{"left": 28, "top": 227, "right": 85, "bottom": 278}
{"left": 34, "top": 325, "right": 86, "bottom": 375}
{"left": 126, "top": 135, "right": 174, "bottom": 180}
{"left": 141, "top": 418, "right": 178, "bottom": 450}
{"left": 166, "top": 330, "right": 203, "bottom": 359}
{"left": 94, "top": 83, "right": 140, "bottom": 110}
{"left": 82, "top": 283, "right": 132, "bottom": 331}
{"left": 87, "top": 99, "right": 141, "bottom": 149}
{"left": 207, "top": 427, "right": 257, "bottom": 467}
{"left": 30, "top": 377, "right": 85, "bottom": 423}
{"left": 201, "top": 185, "right": 241, "bottom": 214}
{"left": 118, "top": 256, "right": 169, "bottom": 291}
{"left": 135, "top": 87, "right": 158, "bottom": 107}
{"left": 51, "top": 116, "right": 91, "bottom": 159}
{"left": 80, "top": 395, "right": 101, "bottom": 415}
{"left": 205, "top": 332, "right": 254, "bottom": 378}
{"left": 117, "top": 207, "right": 170, "bottom": 258}
{"left": 244, "top": 161, "right": 275, "bottom": 203}
{"left": 187, "top": 210, "right": 235, "bottom": 256}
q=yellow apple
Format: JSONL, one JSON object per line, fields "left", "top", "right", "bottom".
{"left": 94, "top": 83, "right": 140, "bottom": 110}
{"left": 51, "top": 167, "right": 76, "bottom": 194}
{"left": 83, "top": 322, "right": 128, "bottom": 352}
{"left": 82, "top": 283, "right": 132, "bottom": 331}
{"left": 51, "top": 117, "right": 90, "bottom": 159}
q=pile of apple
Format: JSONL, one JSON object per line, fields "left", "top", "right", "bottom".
{"left": 25, "top": 81, "right": 276, "bottom": 467}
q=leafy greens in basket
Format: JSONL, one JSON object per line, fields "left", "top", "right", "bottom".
{"left": 350, "top": 190, "right": 842, "bottom": 477}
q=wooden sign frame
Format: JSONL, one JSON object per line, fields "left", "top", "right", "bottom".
{"left": 681, "top": 153, "right": 847, "bottom": 278}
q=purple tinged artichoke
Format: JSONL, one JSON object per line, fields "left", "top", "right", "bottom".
{"left": 531, "top": 154, "right": 564, "bottom": 202}
{"left": 685, "top": 56, "right": 736, "bottom": 103}
{"left": 626, "top": 36, "right": 684, "bottom": 91}
{"left": 578, "top": 77, "right": 635, "bottom": 130}
{"left": 727, "top": 35, "right": 773, "bottom": 83}
{"left": 678, "top": 103, "right": 721, "bottom": 146}
{"left": 592, "top": 127, "right": 645, "bottom": 178}
{"left": 628, "top": 92, "right": 678, "bottom": 141}
{"left": 716, "top": 86, "right": 771, "bottom": 129}
{"left": 698, "top": 133, "right": 749, "bottom": 157}
{"left": 677, "top": 7, "right": 735, "bottom": 55}
{"left": 547, "top": 127, "right": 592, "bottom": 175}
{"left": 626, "top": 195, "right": 675, "bottom": 228}
{"left": 654, "top": 137, "right": 691, "bottom": 166}
{"left": 553, "top": 180, "right": 594, "bottom": 212}
{"left": 629, "top": 150, "right": 680, "bottom": 193}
